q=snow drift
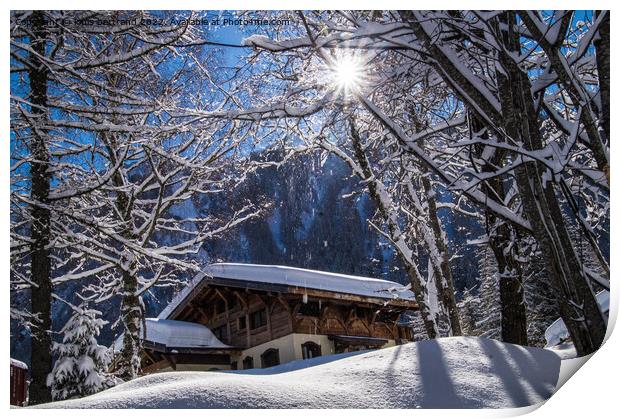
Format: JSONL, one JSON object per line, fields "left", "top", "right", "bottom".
{"left": 37, "top": 337, "right": 561, "bottom": 409}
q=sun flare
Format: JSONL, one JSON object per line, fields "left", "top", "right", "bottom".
{"left": 331, "top": 55, "right": 364, "bottom": 94}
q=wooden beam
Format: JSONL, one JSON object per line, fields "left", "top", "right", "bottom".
{"left": 391, "top": 324, "right": 399, "bottom": 340}
{"left": 174, "top": 287, "right": 214, "bottom": 321}
{"left": 266, "top": 302, "right": 273, "bottom": 341}
{"left": 335, "top": 306, "right": 349, "bottom": 334}
{"left": 203, "top": 276, "right": 418, "bottom": 309}
{"left": 225, "top": 308, "right": 231, "bottom": 343}
{"left": 233, "top": 291, "right": 249, "bottom": 310}
{"left": 214, "top": 288, "right": 229, "bottom": 305}
{"left": 382, "top": 323, "right": 393, "bottom": 338}
{"left": 277, "top": 294, "right": 293, "bottom": 330}
{"left": 357, "top": 311, "right": 373, "bottom": 335}
{"left": 254, "top": 293, "right": 268, "bottom": 309}
{"left": 345, "top": 307, "right": 357, "bottom": 326}
{"left": 268, "top": 299, "right": 278, "bottom": 315}
{"left": 246, "top": 311, "right": 251, "bottom": 348}
{"left": 162, "top": 354, "right": 177, "bottom": 371}
{"left": 142, "top": 349, "right": 156, "bottom": 367}
{"left": 318, "top": 303, "right": 331, "bottom": 334}
{"left": 370, "top": 310, "right": 379, "bottom": 326}
{"left": 197, "top": 287, "right": 214, "bottom": 305}
{"left": 277, "top": 294, "right": 290, "bottom": 312}
{"left": 142, "top": 359, "right": 171, "bottom": 374}
{"left": 292, "top": 301, "right": 302, "bottom": 315}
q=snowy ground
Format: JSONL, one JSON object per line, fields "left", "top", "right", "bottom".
{"left": 37, "top": 337, "right": 561, "bottom": 409}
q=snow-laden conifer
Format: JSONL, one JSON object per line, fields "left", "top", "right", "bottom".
{"left": 47, "top": 304, "right": 118, "bottom": 400}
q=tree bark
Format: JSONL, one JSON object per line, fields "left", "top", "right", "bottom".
{"left": 469, "top": 114, "right": 528, "bottom": 345}
{"left": 104, "top": 131, "right": 144, "bottom": 381}
{"left": 594, "top": 11, "right": 610, "bottom": 147}
{"left": 405, "top": 11, "right": 607, "bottom": 355}
{"left": 419, "top": 167, "right": 462, "bottom": 336}
{"left": 27, "top": 10, "right": 53, "bottom": 405}
{"left": 497, "top": 12, "right": 606, "bottom": 355}
{"left": 349, "top": 122, "right": 439, "bottom": 339}
{"left": 117, "top": 266, "right": 142, "bottom": 380}
{"left": 408, "top": 113, "right": 461, "bottom": 336}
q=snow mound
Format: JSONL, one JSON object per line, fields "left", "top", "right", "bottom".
{"left": 545, "top": 290, "right": 609, "bottom": 348}
{"left": 38, "top": 337, "right": 561, "bottom": 409}
{"left": 158, "top": 263, "right": 415, "bottom": 319}
{"left": 227, "top": 350, "right": 369, "bottom": 375}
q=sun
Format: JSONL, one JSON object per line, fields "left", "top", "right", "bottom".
{"left": 331, "top": 55, "right": 364, "bottom": 94}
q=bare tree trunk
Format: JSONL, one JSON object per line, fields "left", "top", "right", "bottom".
{"left": 469, "top": 115, "right": 528, "bottom": 345}
{"left": 405, "top": 11, "right": 607, "bottom": 355}
{"left": 104, "top": 131, "right": 144, "bottom": 380}
{"left": 349, "top": 122, "right": 439, "bottom": 339}
{"left": 497, "top": 12, "right": 606, "bottom": 355}
{"left": 594, "top": 11, "right": 610, "bottom": 146}
{"left": 407, "top": 113, "right": 461, "bottom": 336}
{"left": 27, "top": 10, "right": 53, "bottom": 405}
{"left": 419, "top": 172, "right": 462, "bottom": 336}
{"left": 117, "top": 266, "right": 142, "bottom": 380}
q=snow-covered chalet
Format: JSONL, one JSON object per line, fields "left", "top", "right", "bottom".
{"left": 125, "top": 263, "right": 418, "bottom": 373}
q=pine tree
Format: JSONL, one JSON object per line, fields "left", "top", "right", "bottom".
{"left": 522, "top": 248, "right": 560, "bottom": 346}
{"left": 463, "top": 245, "right": 501, "bottom": 340}
{"left": 47, "top": 305, "right": 117, "bottom": 400}
{"left": 457, "top": 286, "right": 482, "bottom": 337}
{"left": 477, "top": 247, "right": 501, "bottom": 340}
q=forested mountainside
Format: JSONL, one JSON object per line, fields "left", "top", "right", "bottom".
{"left": 167, "top": 151, "right": 484, "bottom": 303}
{"left": 202, "top": 152, "right": 480, "bottom": 286}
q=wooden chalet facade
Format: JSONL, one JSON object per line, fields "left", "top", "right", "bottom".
{"left": 137, "top": 263, "right": 418, "bottom": 374}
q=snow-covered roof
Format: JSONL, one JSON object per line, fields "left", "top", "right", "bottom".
{"left": 143, "top": 318, "right": 230, "bottom": 349}
{"left": 113, "top": 318, "right": 230, "bottom": 353}
{"left": 10, "top": 358, "right": 28, "bottom": 370}
{"left": 159, "top": 263, "right": 416, "bottom": 319}
{"left": 545, "top": 290, "right": 609, "bottom": 348}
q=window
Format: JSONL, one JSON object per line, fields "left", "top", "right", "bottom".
{"left": 250, "top": 309, "right": 267, "bottom": 330}
{"left": 301, "top": 341, "right": 322, "bottom": 360}
{"left": 242, "top": 356, "right": 254, "bottom": 370}
{"left": 261, "top": 348, "right": 280, "bottom": 368}
{"left": 238, "top": 316, "right": 247, "bottom": 330}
